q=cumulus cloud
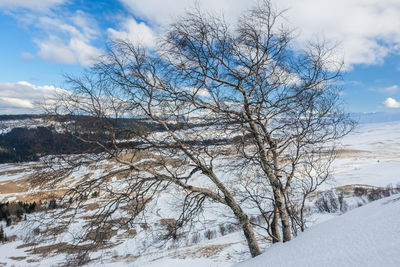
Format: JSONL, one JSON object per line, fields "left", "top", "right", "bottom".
{"left": 0, "top": 81, "right": 67, "bottom": 114}
{"left": 35, "top": 35, "right": 76, "bottom": 64}
{"left": 0, "top": 0, "right": 64, "bottom": 12}
{"left": 119, "top": 0, "right": 249, "bottom": 26}
{"left": 5, "top": 7, "right": 102, "bottom": 66}
{"left": 34, "top": 11, "right": 102, "bottom": 66}
{"left": 107, "top": 17, "right": 156, "bottom": 48}
{"left": 278, "top": 0, "right": 400, "bottom": 69}
{"left": 119, "top": 0, "right": 400, "bottom": 69}
{"left": 382, "top": 97, "right": 400, "bottom": 108}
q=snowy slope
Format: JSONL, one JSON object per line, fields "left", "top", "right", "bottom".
{"left": 329, "top": 120, "right": 400, "bottom": 188}
{"left": 237, "top": 194, "right": 400, "bottom": 267}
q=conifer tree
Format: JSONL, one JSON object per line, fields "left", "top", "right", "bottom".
{"left": 0, "top": 225, "right": 4, "bottom": 242}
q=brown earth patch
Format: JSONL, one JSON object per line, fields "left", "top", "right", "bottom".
{"left": 2, "top": 189, "right": 67, "bottom": 203}
{"left": 335, "top": 149, "right": 371, "bottom": 158}
{"left": 27, "top": 241, "right": 120, "bottom": 257}
{"left": 84, "top": 202, "right": 100, "bottom": 212}
{"left": 17, "top": 242, "right": 38, "bottom": 249}
{"left": 39, "top": 224, "right": 69, "bottom": 236}
{"left": 26, "top": 259, "right": 40, "bottom": 263}
{"left": 8, "top": 256, "right": 27, "bottom": 261}
{"left": 0, "top": 178, "right": 30, "bottom": 194}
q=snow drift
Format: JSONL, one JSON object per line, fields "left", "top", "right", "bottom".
{"left": 237, "top": 194, "right": 400, "bottom": 267}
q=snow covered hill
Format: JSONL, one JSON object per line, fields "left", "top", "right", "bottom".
{"left": 0, "top": 115, "right": 399, "bottom": 266}
{"left": 237, "top": 194, "right": 400, "bottom": 267}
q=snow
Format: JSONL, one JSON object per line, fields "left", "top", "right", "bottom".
{"left": 237, "top": 194, "right": 400, "bottom": 267}
{"left": 329, "top": 120, "right": 400, "bottom": 188}
{"left": 138, "top": 258, "right": 231, "bottom": 267}
{"left": 0, "top": 115, "right": 400, "bottom": 266}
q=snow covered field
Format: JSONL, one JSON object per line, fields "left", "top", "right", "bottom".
{"left": 0, "top": 117, "right": 399, "bottom": 266}
{"left": 331, "top": 120, "right": 400, "bottom": 188}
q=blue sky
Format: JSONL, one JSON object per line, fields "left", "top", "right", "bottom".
{"left": 1, "top": 0, "right": 400, "bottom": 114}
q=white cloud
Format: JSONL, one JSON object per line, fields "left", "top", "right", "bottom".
{"left": 382, "top": 97, "right": 400, "bottom": 108}
{"left": 36, "top": 35, "right": 76, "bottom": 64}
{"left": 379, "top": 85, "right": 399, "bottom": 94}
{"left": 118, "top": 0, "right": 400, "bottom": 69}
{"left": 69, "top": 38, "right": 102, "bottom": 66}
{"left": 0, "top": 0, "right": 65, "bottom": 12}
{"left": 119, "top": 0, "right": 249, "bottom": 26}
{"left": 107, "top": 17, "right": 156, "bottom": 48}
{"left": 0, "top": 97, "right": 34, "bottom": 109}
{"left": 0, "top": 81, "right": 67, "bottom": 114}
{"left": 3, "top": 6, "right": 102, "bottom": 66}
{"left": 33, "top": 11, "right": 102, "bottom": 66}
{"left": 278, "top": 0, "right": 400, "bottom": 69}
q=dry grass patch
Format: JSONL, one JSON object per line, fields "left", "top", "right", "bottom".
{"left": 84, "top": 202, "right": 100, "bottom": 212}
{"left": 8, "top": 256, "right": 27, "bottom": 261}
{"left": 16, "top": 242, "right": 38, "bottom": 249}
{"left": 335, "top": 149, "right": 371, "bottom": 158}
{"left": 27, "top": 241, "right": 120, "bottom": 257}
{"left": 0, "top": 178, "right": 30, "bottom": 194}
{"left": 3, "top": 190, "right": 68, "bottom": 203}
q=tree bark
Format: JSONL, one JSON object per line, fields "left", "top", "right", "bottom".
{"left": 271, "top": 205, "right": 281, "bottom": 243}
{"left": 238, "top": 213, "right": 262, "bottom": 257}
{"left": 224, "top": 194, "right": 261, "bottom": 257}
{"left": 273, "top": 189, "right": 291, "bottom": 242}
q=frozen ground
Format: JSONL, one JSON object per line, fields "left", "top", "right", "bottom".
{"left": 237, "top": 194, "right": 400, "bottom": 267}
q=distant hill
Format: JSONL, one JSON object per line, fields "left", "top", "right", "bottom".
{"left": 1, "top": 112, "right": 399, "bottom": 164}
{"left": 0, "top": 114, "right": 154, "bottom": 163}
{"left": 351, "top": 111, "right": 400, "bottom": 124}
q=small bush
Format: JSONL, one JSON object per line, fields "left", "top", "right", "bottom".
{"left": 315, "top": 191, "right": 339, "bottom": 213}
{"left": 354, "top": 187, "right": 368, "bottom": 197}
{"left": 219, "top": 224, "right": 226, "bottom": 236}
{"left": 66, "top": 251, "right": 91, "bottom": 266}
{"left": 191, "top": 232, "right": 200, "bottom": 244}
{"left": 225, "top": 223, "right": 240, "bottom": 234}
{"left": 204, "top": 229, "right": 216, "bottom": 240}
{"left": 0, "top": 225, "right": 4, "bottom": 242}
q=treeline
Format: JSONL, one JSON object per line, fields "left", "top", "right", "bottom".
{"left": 0, "top": 114, "right": 47, "bottom": 121}
{"left": 0, "top": 114, "right": 158, "bottom": 163}
{"left": 0, "top": 126, "right": 98, "bottom": 163}
{"left": 0, "top": 201, "right": 37, "bottom": 226}
{"left": 0, "top": 115, "right": 234, "bottom": 164}
{"left": 0, "top": 200, "right": 62, "bottom": 242}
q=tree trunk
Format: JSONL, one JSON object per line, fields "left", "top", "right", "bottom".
{"left": 300, "top": 195, "right": 307, "bottom": 232}
{"left": 239, "top": 214, "right": 262, "bottom": 257}
{"left": 224, "top": 194, "right": 262, "bottom": 257}
{"left": 273, "top": 189, "right": 291, "bottom": 242}
{"left": 271, "top": 205, "right": 281, "bottom": 243}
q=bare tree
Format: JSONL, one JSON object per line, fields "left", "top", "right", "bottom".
{"left": 33, "top": 0, "right": 353, "bottom": 260}
{"left": 37, "top": 58, "right": 264, "bottom": 256}
{"left": 150, "top": 0, "right": 354, "bottom": 242}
